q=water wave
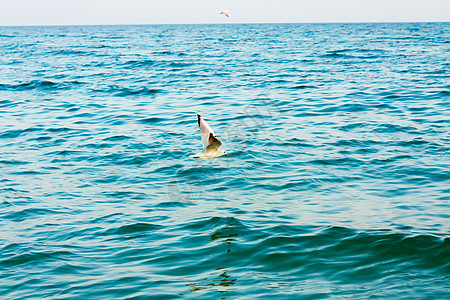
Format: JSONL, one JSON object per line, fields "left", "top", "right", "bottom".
{"left": 0, "top": 22, "right": 448, "bottom": 299}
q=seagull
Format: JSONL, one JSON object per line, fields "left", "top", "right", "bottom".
{"left": 218, "top": 10, "right": 231, "bottom": 17}
{"left": 192, "top": 114, "right": 229, "bottom": 159}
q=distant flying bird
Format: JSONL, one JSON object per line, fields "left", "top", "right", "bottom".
{"left": 192, "top": 114, "right": 229, "bottom": 159}
{"left": 218, "top": 10, "right": 231, "bottom": 17}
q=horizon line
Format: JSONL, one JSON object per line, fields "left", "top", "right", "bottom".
{"left": 1, "top": 20, "right": 449, "bottom": 28}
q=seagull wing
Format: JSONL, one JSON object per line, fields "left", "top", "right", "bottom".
{"left": 218, "top": 10, "right": 230, "bottom": 17}
{"left": 198, "top": 114, "right": 216, "bottom": 150}
{"left": 205, "top": 133, "right": 222, "bottom": 153}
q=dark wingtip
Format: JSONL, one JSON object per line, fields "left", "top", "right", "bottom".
{"left": 197, "top": 114, "right": 201, "bottom": 126}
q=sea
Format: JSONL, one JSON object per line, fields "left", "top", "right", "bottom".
{"left": 0, "top": 22, "right": 449, "bottom": 299}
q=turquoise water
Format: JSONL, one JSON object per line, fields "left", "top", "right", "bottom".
{"left": 1, "top": 23, "right": 449, "bottom": 299}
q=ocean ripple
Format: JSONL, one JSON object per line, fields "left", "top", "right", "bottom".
{"left": 0, "top": 22, "right": 449, "bottom": 299}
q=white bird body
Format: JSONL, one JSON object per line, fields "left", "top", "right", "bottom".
{"left": 218, "top": 10, "right": 231, "bottom": 17}
{"left": 192, "top": 114, "right": 229, "bottom": 159}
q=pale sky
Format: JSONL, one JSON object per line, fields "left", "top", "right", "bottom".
{"left": 1, "top": 0, "right": 449, "bottom": 26}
